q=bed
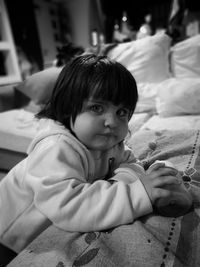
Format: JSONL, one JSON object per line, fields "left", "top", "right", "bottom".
{"left": 2, "top": 33, "right": 200, "bottom": 266}
{"left": 0, "top": 67, "right": 61, "bottom": 172}
{"left": 0, "top": 109, "right": 39, "bottom": 171}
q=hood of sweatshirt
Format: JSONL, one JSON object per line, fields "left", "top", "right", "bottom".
{"left": 27, "top": 118, "right": 84, "bottom": 155}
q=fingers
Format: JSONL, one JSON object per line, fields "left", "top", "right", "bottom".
{"left": 152, "top": 175, "right": 182, "bottom": 188}
{"left": 151, "top": 187, "right": 179, "bottom": 204}
{"left": 147, "top": 164, "right": 178, "bottom": 176}
{"left": 146, "top": 162, "right": 165, "bottom": 173}
{"left": 140, "top": 173, "right": 183, "bottom": 205}
{"left": 152, "top": 187, "right": 172, "bottom": 200}
{"left": 152, "top": 166, "right": 178, "bottom": 177}
{"left": 145, "top": 186, "right": 173, "bottom": 204}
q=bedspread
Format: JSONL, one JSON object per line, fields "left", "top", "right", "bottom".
{"left": 8, "top": 129, "right": 200, "bottom": 267}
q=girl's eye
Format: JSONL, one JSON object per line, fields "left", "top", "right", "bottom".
{"left": 90, "top": 104, "right": 104, "bottom": 114}
{"left": 117, "top": 108, "right": 129, "bottom": 118}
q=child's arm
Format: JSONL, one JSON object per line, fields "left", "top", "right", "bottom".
{"left": 26, "top": 138, "right": 153, "bottom": 232}
{"left": 26, "top": 138, "right": 182, "bottom": 232}
{"left": 109, "top": 144, "right": 145, "bottom": 183}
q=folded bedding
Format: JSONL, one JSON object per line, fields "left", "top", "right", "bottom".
{"left": 0, "top": 109, "right": 38, "bottom": 153}
{"left": 140, "top": 114, "right": 200, "bottom": 131}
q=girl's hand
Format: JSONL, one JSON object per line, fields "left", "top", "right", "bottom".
{"left": 140, "top": 163, "right": 193, "bottom": 217}
{"left": 140, "top": 165, "right": 181, "bottom": 205}
{"left": 147, "top": 160, "right": 176, "bottom": 172}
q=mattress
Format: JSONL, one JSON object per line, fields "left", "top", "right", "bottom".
{"left": 140, "top": 114, "right": 200, "bottom": 131}
{"left": 0, "top": 109, "right": 39, "bottom": 170}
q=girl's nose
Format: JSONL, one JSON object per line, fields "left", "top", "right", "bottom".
{"left": 104, "top": 112, "right": 117, "bottom": 128}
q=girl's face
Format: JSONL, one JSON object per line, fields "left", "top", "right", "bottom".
{"left": 71, "top": 99, "right": 130, "bottom": 153}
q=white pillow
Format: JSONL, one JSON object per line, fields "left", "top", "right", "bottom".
{"left": 170, "top": 35, "right": 200, "bottom": 78}
{"left": 16, "top": 67, "right": 62, "bottom": 105}
{"left": 156, "top": 78, "right": 200, "bottom": 117}
{"left": 135, "top": 83, "right": 159, "bottom": 113}
{"left": 107, "top": 33, "right": 171, "bottom": 83}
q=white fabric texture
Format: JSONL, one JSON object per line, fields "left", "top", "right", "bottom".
{"left": 16, "top": 67, "right": 62, "bottom": 105}
{"left": 0, "top": 109, "right": 38, "bottom": 153}
{"left": 0, "top": 109, "right": 38, "bottom": 137}
{"left": 135, "top": 82, "right": 159, "bottom": 113}
{"left": 128, "top": 112, "right": 153, "bottom": 135}
{"left": 140, "top": 114, "right": 200, "bottom": 131}
{"left": 108, "top": 33, "right": 171, "bottom": 83}
{"left": 155, "top": 78, "right": 200, "bottom": 117}
{"left": 170, "top": 35, "right": 200, "bottom": 78}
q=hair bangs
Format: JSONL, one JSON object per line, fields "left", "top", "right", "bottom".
{"left": 88, "top": 63, "right": 138, "bottom": 115}
{"left": 36, "top": 54, "right": 138, "bottom": 128}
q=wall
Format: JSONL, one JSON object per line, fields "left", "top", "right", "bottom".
{"left": 5, "top": 0, "right": 43, "bottom": 70}
{"left": 64, "top": 0, "right": 104, "bottom": 49}
{"left": 34, "top": 0, "right": 62, "bottom": 68}
{"left": 65, "top": 0, "right": 90, "bottom": 49}
{"left": 6, "top": 0, "right": 104, "bottom": 70}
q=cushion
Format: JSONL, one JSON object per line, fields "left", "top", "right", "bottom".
{"left": 156, "top": 78, "right": 200, "bottom": 117}
{"left": 107, "top": 33, "right": 171, "bottom": 83}
{"left": 16, "top": 67, "right": 62, "bottom": 105}
{"left": 128, "top": 112, "right": 153, "bottom": 135}
{"left": 170, "top": 35, "right": 200, "bottom": 78}
{"left": 135, "top": 82, "right": 159, "bottom": 113}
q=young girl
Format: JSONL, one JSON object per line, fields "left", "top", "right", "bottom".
{"left": 0, "top": 54, "right": 182, "bottom": 254}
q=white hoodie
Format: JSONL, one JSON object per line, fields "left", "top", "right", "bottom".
{"left": 0, "top": 119, "right": 152, "bottom": 253}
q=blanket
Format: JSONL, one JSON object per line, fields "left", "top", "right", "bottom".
{"left": 8, "top": 130, "right": 200, "bottom": 267}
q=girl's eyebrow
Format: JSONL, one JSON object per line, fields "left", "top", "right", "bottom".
{"left": 87, "top": 99, "right": 128, "bottom": 109}
{"left": 87, "top": 99, "right": 106, "bottom": 105}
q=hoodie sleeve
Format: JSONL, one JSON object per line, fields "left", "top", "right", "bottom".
{"left": 110, "top": 143, "right": 146, "bottom": 184}
{"left": 25, "top": 136, "right": 152, "bottom": 232}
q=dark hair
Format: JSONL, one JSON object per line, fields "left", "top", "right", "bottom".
{"left": 36, "top": 53, "right": 138, "bottom": 129}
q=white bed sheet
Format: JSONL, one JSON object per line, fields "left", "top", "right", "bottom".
{"left": 140, "top": 114, "right": 200, "bottom": 131}
{"left": 0, "top": 109, "right": 39, "bottom": 153}
{"left": 128, "top": 112, "right": 153, "bottom": 134}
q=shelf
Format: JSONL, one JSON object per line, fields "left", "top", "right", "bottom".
{"left": 0, "top": 41, "right": 11, "bottom": 50}
{"left": 0, "top": 0, "right": 21, "bottom": 85}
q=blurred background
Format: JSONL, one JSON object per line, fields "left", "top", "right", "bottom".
{"left": 1, "top": 0, "right": 200, "bottom": 79}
